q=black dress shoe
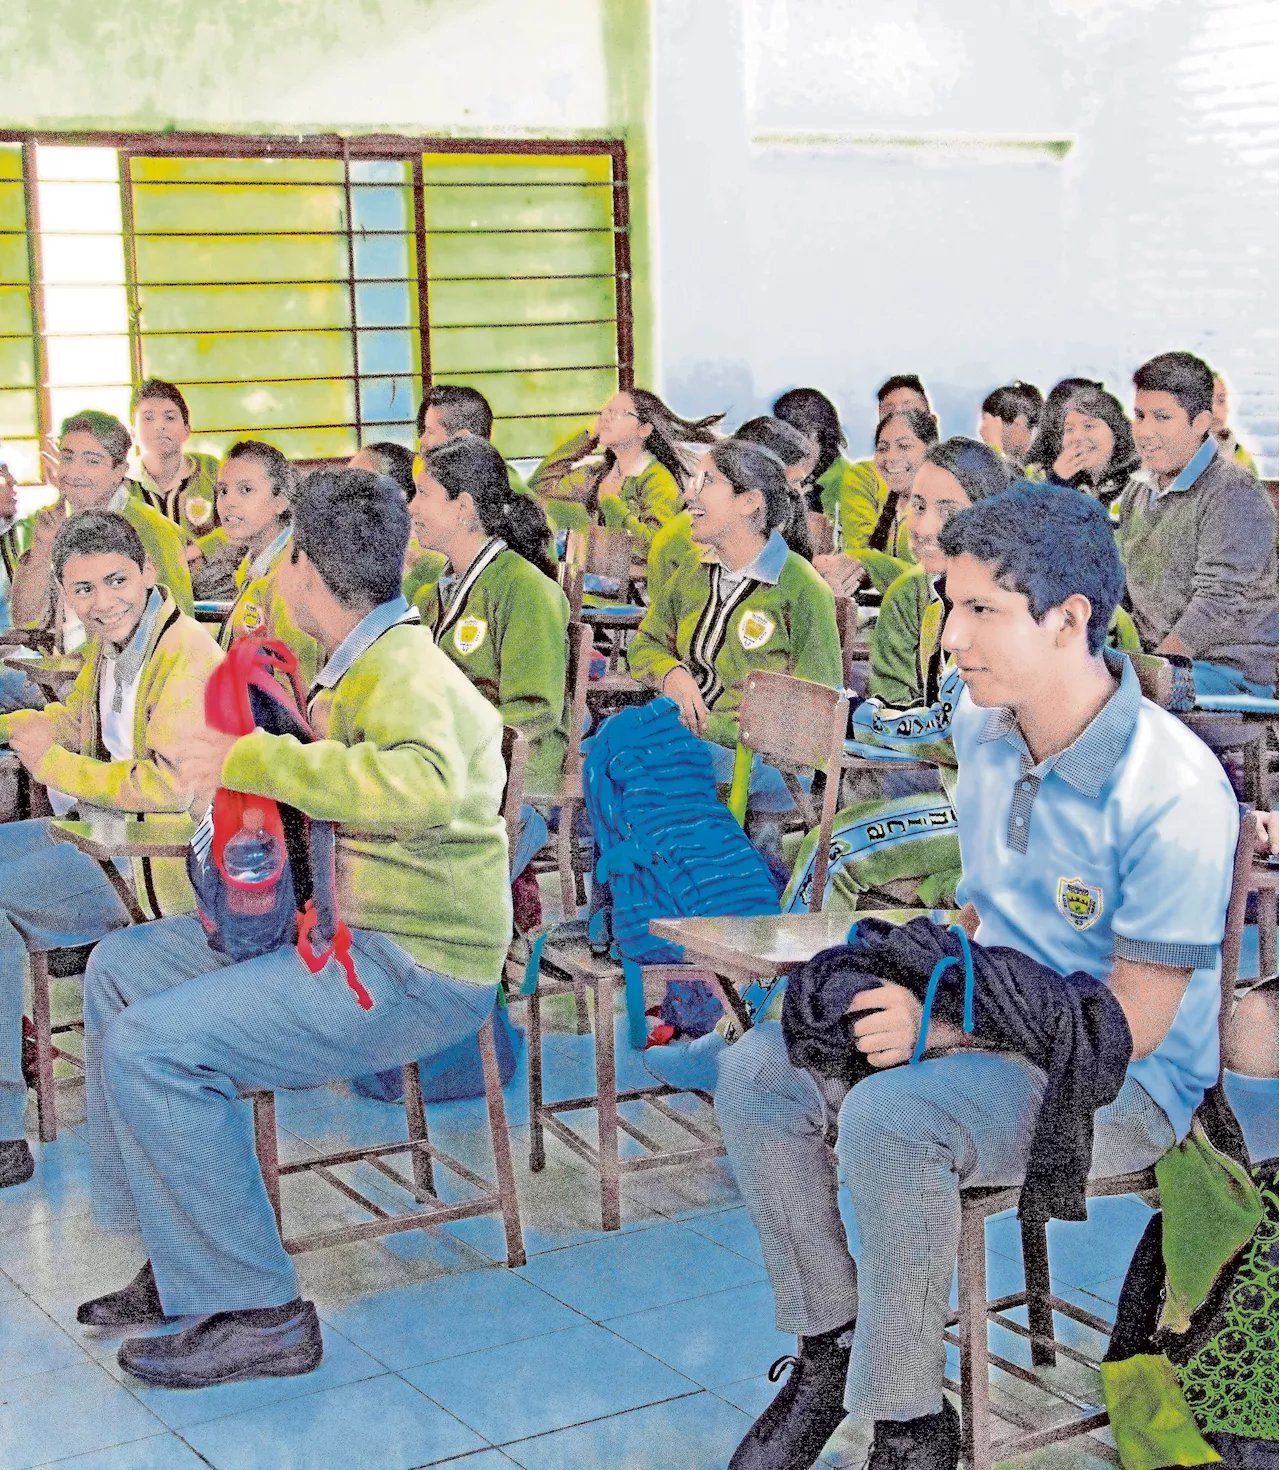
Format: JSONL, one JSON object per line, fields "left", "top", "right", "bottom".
{"left": 865, "top": 1397, "right": 961, "bottom": 1470}
{"left": 77, "top": 1261, "right": 176, "bottom": 1330}
{"left": 729, "top": 1320, "right": 855, "bottom": 1470}
{"left": 0, "top": 1139, "right": 34, "bottom": 1189}
{"left": 118, "top": 1298, "right": 323, "bottom": 1389}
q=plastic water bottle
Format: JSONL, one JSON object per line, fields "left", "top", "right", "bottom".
{"left": 222, "top": 808, "right": 282, "bottom": 915}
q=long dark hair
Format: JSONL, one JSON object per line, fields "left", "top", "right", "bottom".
{"left": 537, "top": 389, "right": 722, "bottom": 511}
{"left": 1026, "top": 377, "right": 1104, "bottom": 471}
{"left": 733, "top": 417, "right": 815, "bottom": 559}
{"left": 222, "top": 439, "right": 298, "bottom": 519}
{"left": 1059, "top": 386, "right": 1140, "bottom": 490}
{"left": 424, "top": 436, "right": 556, "bottom": 580}
{"left": 708, "top": 438, "right": 794, "bottom": 540}
{"left": 771, "top": 387, "right": 846, "bottom": 480}
{"left": 923, "top": 437, "right": 1012, "bottom": 504}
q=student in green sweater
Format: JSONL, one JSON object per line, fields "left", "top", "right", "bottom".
{"left": 129, "top": 379, "right": 221, "bottom": 540}
{"left": 77, "top": 468, "right": 513, "bottom": 1388}
{"left": 529, "top": 389, "right": 721, "bottom": 549}
{"left": 1210, "top": 372, "right": 1260, "bottom": 477}
{"left": 417, "top": 384, "right": 526, "bottom": 496}
{"left": 8, "top": 412, "right": 193, "bottom": 646}
{"left": 629, "top": 437, "right": 841, "bottom": 815}
{"left": 410, "top": 434, "right": 570, "bottom": 807}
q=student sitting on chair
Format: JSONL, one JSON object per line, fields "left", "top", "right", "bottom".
{"left": 976, "top": 380, "right": 1042, "bottom": 474}
{"left": 720, "top": 483, "right": 1240, "bottom": 1470}
{"left": 215, "top": 441, "right": 319, "bottom": 686}
{"left": 628, "top": 437, "right": 841, "bottom": 832}
{"left": 0, "top": 510, "right": 221, "bottom": 1189}
{"left": 129, "top": 379, "right": 220, "bottom": 541}
{"left": 77, "top": 469, "right": 513, "bottom": 1389}
{"left": 529, "top": 389, "right": 722, "bottom": 549}
{"left": 7, "top": 412, "right": 194, "bottom": 651}
{"left": 1117, "top": 350, "right": 1278, "bottom": 697}
{"left": 1024, "top": 384, "right": 1139, "bottom": 508}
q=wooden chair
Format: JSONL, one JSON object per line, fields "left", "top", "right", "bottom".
{"left": 943, "top": 802, "right": 1262, "bottom": 1470}
{"left": 248, "top": 727, "right": 527, "bottom": 1266}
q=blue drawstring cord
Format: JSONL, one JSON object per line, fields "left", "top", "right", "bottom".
{"left": 950, "top": 922, "right": 976, "bottom": 1035}
{"left": 909, "top": 923, "right": 976, "bottom": 1064}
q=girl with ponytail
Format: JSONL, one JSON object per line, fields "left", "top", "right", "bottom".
{"left": 410, "top": 435, "right": 570, "bottom": 798}
{"left": 528, "top": 388, "right": 723, "bottom": 549}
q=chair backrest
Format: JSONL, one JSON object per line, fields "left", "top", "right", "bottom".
{"left": 499, "top": 726, "right": 529, "bottom": 853}
{"left": 559, "top": 623, "right": 596, "bottom": 788}
{"left": 831, "top": 595, "right": 867, "bottom": 692}
{"left": 806, "top": 511, "right": 834, "bottom": 557}
{"left": 1218, "top": 801, "right": 1264, "bottom": 1078}
{"left": 1125, "top": 651, "right": 1176, "bottom": 709}
{"left": 562, "top": 526, "right": 639, "bottom": 622}
{"left": 737, "top": 670, "right": 849, "bottom": 912}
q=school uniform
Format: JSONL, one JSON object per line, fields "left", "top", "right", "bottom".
{"left": 718, "top": 656, "right": 1238, "bottom": 1423}
{"left": 130, "top": 451, "right": 221, "bottom": 541}
{"left": 531, "top": 429, "right": 681, "bottom": 549}
{"left": 84, "top": 597, "right": 513, "bottom": 1314}
{"left": 220, "top": 528, "right": 322, "bottom": 689}
{"left": 0, "top": 516, "right": 43, "bottom": 713}
{"left": 417, "top": 537, "right": 570, "bottom": 799}
{"left": 0, "top": 588, "right": 222, "bottom": 1142}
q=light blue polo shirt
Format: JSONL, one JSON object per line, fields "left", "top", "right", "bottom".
{"left": 951, "top": 655, "right": 1238, "bottom": 1140}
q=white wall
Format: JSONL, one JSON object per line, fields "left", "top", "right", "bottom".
{"left": 653, "top": 0, "right": 1279, "bottom": 472}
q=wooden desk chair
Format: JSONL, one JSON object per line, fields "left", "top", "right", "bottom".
{"left": 806, "top": 512, "right": 834, "bottom": 558}
{"left": 562, "top": 525, "right": 646, "bottom": 676}
{"left": 249, "top": 727, "right": 527, "bottom": 1266}
{"left": 944, "top": 803, "right": 1261, "bottom": 1470}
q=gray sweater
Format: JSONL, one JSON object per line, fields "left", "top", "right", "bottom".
{"left": 1116, "top": 449, "right": 1278, "bottom": 688}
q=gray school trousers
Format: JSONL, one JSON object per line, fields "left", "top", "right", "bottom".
{"left": 84, "top": 915, "right": 495, "bottom": 1317}
{"left": 715, "top": 1023, "right": 1175, "bottom": 1423}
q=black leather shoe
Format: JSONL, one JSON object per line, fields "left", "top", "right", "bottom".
{"left": 865, "top": 1397, "right": 961, "bottom": 1470}
{"left": 77, "top": 1261, "right": 176, "bottom": 1330}
{"left": 117, "top": 1299, "right": 323, "bottom": 1389}
{"left": 729, "top": 1321, "right": 855, "bottom": 1470}
{"left": 0, "top": 1139, "right": 34, "bottom": 1189}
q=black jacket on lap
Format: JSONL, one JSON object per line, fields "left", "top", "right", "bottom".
{"left": 780, "top": 916, "right": 1134, "bottom": 1223}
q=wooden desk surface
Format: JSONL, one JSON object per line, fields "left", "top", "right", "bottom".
{"left": 49, "top": 815, "right": 194, "bottom": 860}
{"left": 649, "top": 908, "right": 948, "bottom": 979}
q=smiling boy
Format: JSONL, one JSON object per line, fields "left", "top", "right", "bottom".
{"left": 719, "top": 483, "right": 1238, "bottom": 1470}
{"left": 0, "top": 511, "right": 221, "bottom": 1189}
{"left": 1116, "top": 351, "right": 1277, "bottom": 694}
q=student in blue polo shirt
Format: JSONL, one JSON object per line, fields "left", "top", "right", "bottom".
{"left": 718, "top": 483, "right": 1239, "bottom": 1470}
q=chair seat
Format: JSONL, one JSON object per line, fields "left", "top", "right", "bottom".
{"left": 46, "top": 944, "right": 97, "bottom": 980}
{"left": 960, "top": 1164, "right": 1158, "bottom": 1216}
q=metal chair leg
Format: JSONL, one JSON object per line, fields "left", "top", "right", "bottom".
{"left": 31, "top": 952, "right": 57, "bottom": 1143}
{"left": 479, "top": 1013, "right": 525, "bottom": 1267}
{"left": 402, "top": 1060, "right": 435, "bottom": 1200}
{"left": 527, "top": 985, "right": 546, "bottom": 1173}
{"left": 593, "top": 971, "right": 621, "bottom": 1232}
{"left": 1021, "top": 1214, "right": 1057, "bottom": 1368}
{"left": 252, "top": 1091, "right": 283, "bottom": 1235}
{"left": 958, "top": 1197, "right": 994, "bottom": 1470}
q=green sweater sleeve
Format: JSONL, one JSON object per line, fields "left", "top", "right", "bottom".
{"left": 869, "top": 569, "right": 929, "bottom": 706}
{"left": 527, "top": 429, "right": 594, "bottom": 498}
{"left": 493, "top": 569, "right": 569, "bottom": 749}
{"left": 788, "top": 569, "right": 843, "bottom": 692}
{"left": 833, "top": 460, "right": 887, "bottom": 553}
{"left": 627, "top": 570, "right": 684, "bottom": 689}
{"left": 222, "top": 685, "right": 469, "bottom": 839}
{"left": 859, "top": 548, "right": 913, "bottom": 596}
{"left": 601, "top": 461, "right": 681, "bottom": 548}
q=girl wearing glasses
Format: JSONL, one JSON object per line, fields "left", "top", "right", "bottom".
{"left": 529, "top": 390, "right": 722, "bottom": 550}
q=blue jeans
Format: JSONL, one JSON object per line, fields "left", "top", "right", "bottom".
{"left": 0, "top": 818, "right": 131, "bottom": 1139}
{"left": 1192, "top": 660, "right": 1276, "bottom": 699}
{"left": 85, "top": 915, "right": 495, "bottom": 1314}
{"left": 0, "top": 666, "right": 45, "bottom": 715}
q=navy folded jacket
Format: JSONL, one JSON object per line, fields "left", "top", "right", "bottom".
{"left": 781, "top": 916, "right": 1134, "bottom": 1222}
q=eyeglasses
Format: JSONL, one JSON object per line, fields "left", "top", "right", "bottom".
{"left": 599, "top": 405, "right": 640, "bottom": 424}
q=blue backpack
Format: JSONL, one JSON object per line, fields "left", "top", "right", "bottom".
{"left": 581, "top": 697, "right": 780, "bottom": 1046}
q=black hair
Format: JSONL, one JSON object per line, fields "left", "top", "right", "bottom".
{"left": 292, "top": 468, "right": 409, "bottom": 609}
{"left": 53, "top": 509, "right": 146, "bottom": 583}
{"left": 222, "top": 440, "right": 298, "bottom": 520}
{"left": 771, "top": 387, "right": 846, "bottom": 480}
{"left": 874, "top": 406, "right": 940, "bottom": 450}
{"left": 360, "top": 441, "right": 416, "bottom": 500}
{"left": 422, "top": 436, "right": 556, "bottom": 580}
{"left": 1132, "top": 351, "right": 1215, "bottom": 423}
{"left": 876, "top": 374, "right": 929, "bottom": 406}
{"left": 59, "top": 411, "right": 132, "bottom": 467}
{"left": 735, "top": 416, "right": 812, "bottom": 467}
{"left": 939, "top": 483, "right": 1123, "bottom": 656}
{"left": 1026, "top": 377, "right": 1104, "bottom": 470}
{"left": 981, "top": 381, "right": 1043, "bottom": 428}
{"left": 922, "top": 437, "right": 1011, "bottom": 504}
{"left": 708, "top": 439, "right": 792, "bottom": 534}
{"left": 416, "top": 385, "right": 494, "bottom": 441}
{"left": 131, "top": 378, "right": 191, "bottom": 427}
{"left": 1060, "top": 386, "right": 1140, "bottom": 485}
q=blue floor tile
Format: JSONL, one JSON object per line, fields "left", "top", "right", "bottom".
{"left": 323, "top": 1268, "right": 583, "bottom": 1370}
{"left": 516, "top": 1221, "right": 764, "bottom": 1320}
{"left": 1224, "top": 1069, "right": 1280, "bottom": 1162}
{"left": 503, "top": 1389, "right": 752, "bottom": 1470}
{"left": 679, "top": 1206, "right": 765, "bottom": 1265}
{"left": 0, "top": 1130, "right": 93, "bottom": 1236}
{"left": 0, "top": 1359, "right": 165, "bottom": 1470}
{"left": 712, "top": 1373, "right": 777, "bottom": 1419}
{"left": 103, "top": 1320, "right": 386, "bottom": 1431}
{"left": 986, "top": 1194, "right": 1154, "bottom": 1289}
{"left": 401, "top": 1322, "right": 698, "bottom": 1445}
{"left": 0, "top": 1285, "right": 91, "bottom": 1382}
{"left": 38, "top": 1434, "right": 212, "bottom": 1468}
{"left": 604, "top": 1281, "right": 790, "bottom": 1389}
{"left": 180, "top": 1372, "right": 486, "bottom": 1470}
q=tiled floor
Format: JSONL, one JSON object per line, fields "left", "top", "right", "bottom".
{"left": 3, "top": 976, "right": 1276, "bottom": 1468}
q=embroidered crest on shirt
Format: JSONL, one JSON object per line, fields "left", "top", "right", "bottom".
{"left": 453, "top": 616, "right": 487, "bottom": 656}
{"left": 240, "top": 601, "right": 264, "bottom": 633}
{"left": 184, "top": 494, "right": 213, "bottom": 529}
{"left": 1056, "top": 876, "right": 1103, "bottom": 931}
{"left": 738, "top": 609, "right": 775, "bottom": 651}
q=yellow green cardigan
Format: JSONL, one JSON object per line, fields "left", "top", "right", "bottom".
{"left": 529, "top": 429, "right": 681, "bottom": 549}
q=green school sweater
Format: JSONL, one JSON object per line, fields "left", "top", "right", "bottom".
{"left": 130, "top": 452, "right": 221, "bottom": 542}
{"left": 815, "top": 455, "right": 914, "bottom": 585}
{"left": 628, "top": 529, "right": 842, "bottom": 749}
{"left": 222, "top": 618, "right": 512, "bottom": 985}
{"left": 646, "top": 510, "right": 696, "bottom": 604}
{"left": 530, "top": 429, "right": 681, "bottom": 549}
{"left": 221, "top": 533, "right": 322, "bottom": 689}
{"left": 416, "top": 540, "right": 571, "bottom": 796}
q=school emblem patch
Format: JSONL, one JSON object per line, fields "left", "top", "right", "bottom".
{"left": 239, "top": 601, "right": 264, "bottom": 633}
{"left": 1056, "top": 876, "right": 1103, "bottom": 931}
{"left": 184, "top": 495, "right": 213, "bottom": 529}
{"left": 738, "top": 610, "right": 775, "bottom": 651}
{"left": 453, "top": 616, "right": 487, "bottom": 656}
